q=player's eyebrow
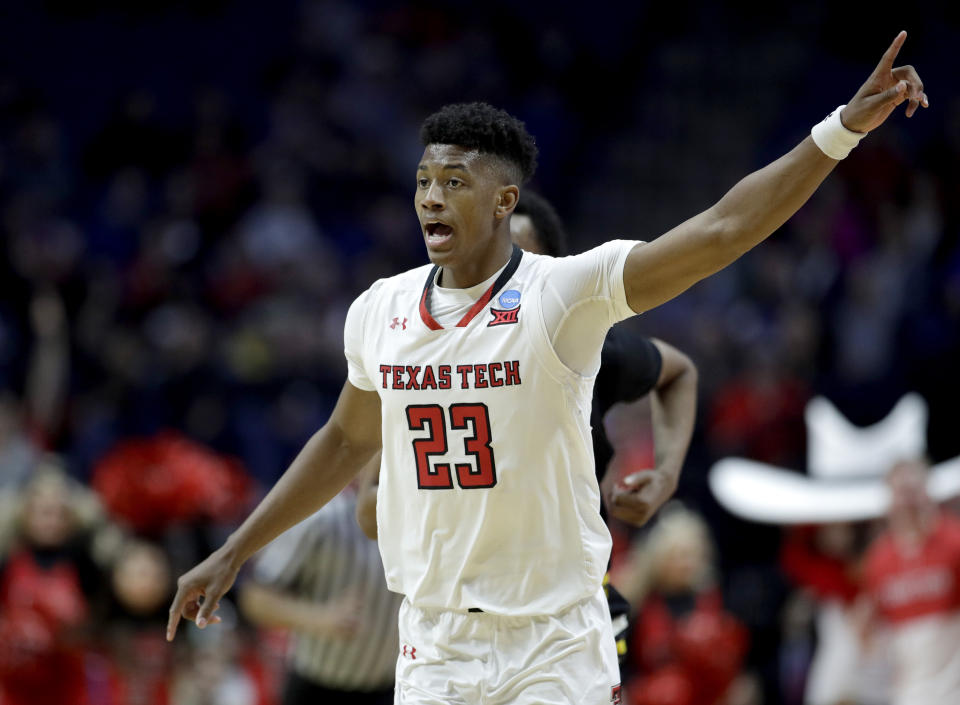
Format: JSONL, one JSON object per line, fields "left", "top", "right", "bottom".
{"left": 417, "top": 163, "right": 470, "bottom": 172}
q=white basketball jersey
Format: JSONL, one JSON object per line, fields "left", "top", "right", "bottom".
{"left": 345, "top": 241, "right": 637, "bottom": 615}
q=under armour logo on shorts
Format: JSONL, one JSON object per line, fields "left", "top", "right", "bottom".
{"left": 401, "top": 643, "right": 417, "bottom": 659}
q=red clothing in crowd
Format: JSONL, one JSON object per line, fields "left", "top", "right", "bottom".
{"left": 92, "top": 431, "right": 252, "bottom": 535}
{"left": 629, "top": 590, "right": 748, "bottom": 705}
{"left": 781, "top": 526, "right": 861, "bottom": 604}
{"left": 864, "top": 512, "right": 960, "bottom": 623}
{"left": 862, "top": 512, "right": 960, "bottom": 705}
{"left": 0, "top": 548, "right": 92, "bottom": 705}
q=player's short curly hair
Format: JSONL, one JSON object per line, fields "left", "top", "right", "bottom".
{"left": 420, "top": 102, "right": 538, "bottom": 184}
{"left": 514, "top": 190, "right": 568, "bottom": 257}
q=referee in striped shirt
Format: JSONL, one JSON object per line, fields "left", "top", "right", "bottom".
{"left": 240, "top": 488, "right": 402, "bottom": 705}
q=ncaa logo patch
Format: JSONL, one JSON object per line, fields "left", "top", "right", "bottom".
{"left": 498, "top": 289, "right": 521, "bottom": 309}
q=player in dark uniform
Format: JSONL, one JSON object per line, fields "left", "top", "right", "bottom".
{"left": 510, "top": 192, "right": 698, "bottom": 665}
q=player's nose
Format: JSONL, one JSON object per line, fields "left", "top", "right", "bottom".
{"left": 420, "top": 181, "right": 444, "bottom": 210}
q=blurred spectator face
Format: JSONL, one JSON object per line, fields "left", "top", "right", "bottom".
{"left": 509, "top": 213, "right": 544, "bottom": 255}
{"left": 113, "top": 542, "right": 171, "bottom": 616}
{"left": 887, "top": 459, "right": 932, "bottom": 523}
{"left": 814, "top": 522, "right": 857, "bottom": 558}
{"left": 22, "top": 475, "right": 73, "bottom": 548}
{"left": 649, "top": 510, "right": 714, "bottom": 593}
{"left": 657, "top": 531, "right": 710, "bottom": 593}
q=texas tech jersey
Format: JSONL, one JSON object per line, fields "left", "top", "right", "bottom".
{"left": 345, "top": 241, "right": 638, "bottom": 615}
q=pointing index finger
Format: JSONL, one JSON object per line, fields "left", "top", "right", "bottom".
{"left": 167, "top": 587, "right": 189, "bottom": 641}
{"left": 875, "top": 31, "right": 907, "bottom": 76}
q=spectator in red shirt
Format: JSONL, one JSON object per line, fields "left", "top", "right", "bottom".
{"left": 860, "top": 459, "right": 960, "bottom": 705}
{"left": 616, "top": 505, "right": 750, "bottom": 705}
{"left": 0, "top": 469, "right": 104, "bottom": 705}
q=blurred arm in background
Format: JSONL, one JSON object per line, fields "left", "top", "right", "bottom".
{"left": 240, "top": 582, "right": 361, "bottom": 640}
{"left": 24, "top": 286, "right": 69, "bottom": 447}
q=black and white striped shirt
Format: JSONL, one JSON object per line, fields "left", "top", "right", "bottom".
{"left": 252, "top": 490, "right": 402, "bottom": 691}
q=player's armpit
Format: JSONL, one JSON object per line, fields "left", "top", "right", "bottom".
{"left": 331, "top": 381, "right": 383, "bottom": 458}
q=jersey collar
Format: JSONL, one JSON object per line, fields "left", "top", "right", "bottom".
{"left": 419, "top": 245, "right": 523, "bottom": 330}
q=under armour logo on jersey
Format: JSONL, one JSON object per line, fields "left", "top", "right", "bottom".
{"left": 488, "top": 306, "right": 520, "bottom": 327}
{"left": 390, "top": 317, "right": 407, "bottom": 330}
{"left": 401, "top": 643, "right": 417, "bottom": 659}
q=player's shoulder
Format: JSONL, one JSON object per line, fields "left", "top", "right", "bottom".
{"left": 575, "top": 239, "right": 643, "bottom": 259}
{"left": 516, "top": 245, "right": 603, "bottom": 274}
{"left": 353, "top": 263, "right": 434, "bottom": 304}
{"left": 371, "top": 262, "right": 434, "bottom": 292}
{"left": 536, "top": 239, "right": 643, "bottom": 271}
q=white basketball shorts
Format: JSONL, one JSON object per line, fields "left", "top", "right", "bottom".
{"left": 394, "top": 587, "right": 622, "bottom": 705}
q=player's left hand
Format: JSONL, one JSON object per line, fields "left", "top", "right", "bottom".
{"left": 841, "top": 30, "right": 928, "bottom": 133}
{"left": 607, "top": 470, "right": 677, "bottom": 527}
{"left": 166, "top": 547, "right": 237, "bottom": 641}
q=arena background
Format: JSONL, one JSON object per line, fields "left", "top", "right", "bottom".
{"left": 0, "top": 1, "right": 957, "bottom": 703}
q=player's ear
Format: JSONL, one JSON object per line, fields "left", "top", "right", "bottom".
{"left": 495, "top": 186, "right": 519, "bottom": 219}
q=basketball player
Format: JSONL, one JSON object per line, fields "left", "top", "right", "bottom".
{"left": 168, "top": 32, "right": 927, "bottom": 705}
{"left": 354, "top": 190, "right": 698, "bottom": 667}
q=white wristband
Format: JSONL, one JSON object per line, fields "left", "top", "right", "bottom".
{"left": 811, "top": 105, "right": 866, "bottom": 160}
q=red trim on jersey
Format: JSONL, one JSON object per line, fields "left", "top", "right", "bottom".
{"left": 418, "top": 246, "right": 523, "bottom": 330}
{"left": 455, "top": 284, "right": 497, "bottom": 327}
{"left": 418, "top": 285, "right": 443, "bottom": 331}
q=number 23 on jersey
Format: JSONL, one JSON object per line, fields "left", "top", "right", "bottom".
{"left": 405, "top": 403, "right": 497, "bottom": 489}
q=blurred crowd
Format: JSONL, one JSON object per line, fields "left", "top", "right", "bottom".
{"left": 0, "top": 0, "right": 959, "bottom": 703}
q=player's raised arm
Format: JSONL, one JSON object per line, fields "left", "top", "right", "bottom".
{"left": 622, "top": 31, "right": 927, "bottom": 315}
{"left": 166, "top": 380, "right": 382, "bottom": 641}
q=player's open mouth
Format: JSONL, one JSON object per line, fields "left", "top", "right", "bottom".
{"left": 425, "top": 221, "right": 454, "bottom": 247}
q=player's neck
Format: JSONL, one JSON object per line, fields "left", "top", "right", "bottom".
{"left": 438, "top": 238, "right": 513, "bottom": 289}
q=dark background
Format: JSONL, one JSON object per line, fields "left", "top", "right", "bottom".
{"left": 0, "top": 1, "right": 957, "bottom": 702}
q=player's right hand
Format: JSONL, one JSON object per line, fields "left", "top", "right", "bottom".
{"left": 841, "top": 31, "right": 928, "bottom": 133}
{"left": 166, "top": 547, "right": 241, "bottom": 641}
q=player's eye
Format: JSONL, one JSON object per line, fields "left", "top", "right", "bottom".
{"left": 448, "top": 178, "right": 462, "bottom": 188}
{"left": 417, "top": 178, "right": 429, "bottom": 188}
